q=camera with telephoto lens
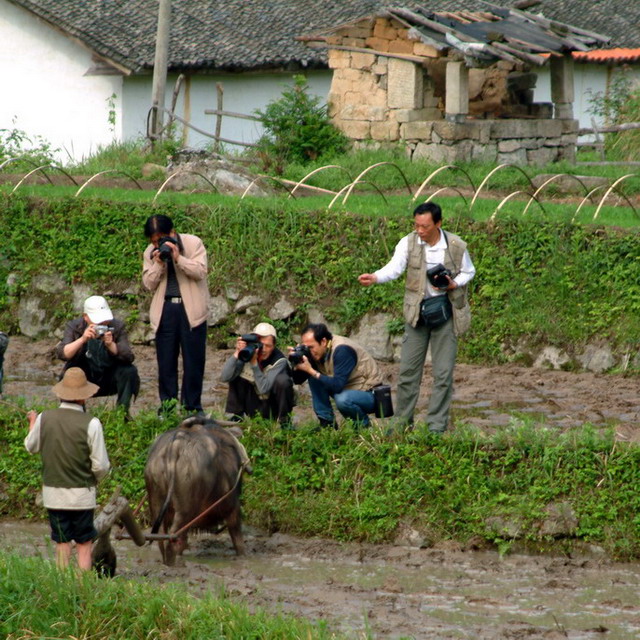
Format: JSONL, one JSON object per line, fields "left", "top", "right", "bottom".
{"left": 427, "top": 263, "right": 453, "bottom": 290}
{"left": 288, "top": 344, "right": 312, "bottom": 366}
{"left": 94, "top": 324, "right": 114, "bottom": 337}
{"left": 237, "top": 333, "right": 262, "bottom": 363}
{"left": 156, "top": 236, "right": 177, "bottom": 262}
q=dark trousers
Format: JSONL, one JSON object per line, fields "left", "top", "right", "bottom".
{"left": 225, "top": 370, "right": 294, "bottom": 424}
{"left": 155, "top": 300, "right": 207, "bottom": 412}
{"left": 66, "top": 361, "right": 140, "bottom": 411}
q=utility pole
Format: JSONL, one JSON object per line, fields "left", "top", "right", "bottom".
{"left": 150, "top": 0, "right": 171, "bottom": 145}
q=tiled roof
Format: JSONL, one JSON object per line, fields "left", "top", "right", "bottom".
{"left": 532, "top": 1, "right": 639, "bottom": 49}
{"left": 6, "top": 0, "right": 637, "bottom": 73}
{"left": 308, "top": 6, "right": 609, "bottom": 68}
{"left": 573, "top": 48, "right": 640, "bottom": 64}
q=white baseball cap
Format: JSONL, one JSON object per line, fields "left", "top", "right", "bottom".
{"left": 252, "top": 322, "right": 277, "bottom": 338}
{"left": 84, "top": 296, "right": 113, "bottom": 324}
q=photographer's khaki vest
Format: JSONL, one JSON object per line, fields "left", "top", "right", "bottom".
{"left": 317, "top": 336, "right": 383, "bottom": 391}
{"left": 403, "top": 230, "right": 471, "bottom": 335}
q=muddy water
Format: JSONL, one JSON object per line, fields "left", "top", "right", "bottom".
{"left": 2, "top": 520, "right": 639, "bottom": 639}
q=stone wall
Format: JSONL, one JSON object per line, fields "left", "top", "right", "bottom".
{"left": 409, "top": 118, "right": 578, "bottom": 165}
{"left": 14, "top": 276, "right": 631, "bottom": 373}
{"left": 326, "top": 17, "right": 577, "bottom": 165}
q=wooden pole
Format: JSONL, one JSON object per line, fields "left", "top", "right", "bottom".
{"left": 150, "top": 0, "right": 171, "bottom": 145}
{"left": 166, "top": 73, "right": 185, "bottom": 134}
{"left": 92, "top": 490, "right": 146, "bottom": 577}
{"left": 214, "top": 83, "right": 224, "bottom": 153}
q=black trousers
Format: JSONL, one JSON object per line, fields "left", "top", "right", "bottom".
{"left": 225, "top": 370, "right": 294, "bottom": 424}
{"left": 155, "top": 300, "right": 207, "bottom": 412}
{"left": 66, "top": 361, "right": 140, "bottom": 411}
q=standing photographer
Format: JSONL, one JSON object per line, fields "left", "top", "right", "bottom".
{"left": 291, "top": 323, "right": 383, "bottom": 428}
{"left": 358, "top": 202, "right": 475, "bottom": 433}
{"left": 142, "top": 214, "right": 209, "bottom": 416}
{"left": 220, "top": 322, "right": 294, "bottom": 428}
{"left": 56, "top": 295, "right": 140, "bottom": 415}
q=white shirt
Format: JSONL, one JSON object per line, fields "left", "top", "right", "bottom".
{"left": 374, "top": 230, "right": 476, "bottom": 298}
{"left": 24, "top": 402, "right": 110, "bottom": 510}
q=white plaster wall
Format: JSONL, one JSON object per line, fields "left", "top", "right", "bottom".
{"left": 0, "top": 0, "right": 122, "bottom": 163}
{"left": 122, "top": 71, "right": 332, "bottom": 150}
{"left": 533, "top": 62, "right": 635, "bottom": 129}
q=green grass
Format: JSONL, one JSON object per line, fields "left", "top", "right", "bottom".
{"left": 262, "top": 147, "right": 640, "bottom": 194}
{"left": 0, "top": 551, "right": 336, "bottom": 639}
{"left": 68, "top": 139, "right": 181, "bottom": 179}
{"left": 2, "top": 184, "right": 640, "bottom": 230}
{"left": 2, "top": 402, "right": 640, "bottom": 560}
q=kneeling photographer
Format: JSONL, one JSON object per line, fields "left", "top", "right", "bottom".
{"left": 220, "top": 322, "right": 294, "bottom": 429}
{"left": 290, "top": 323, "right": 385, "bottom": 429}
{"left": 56, "top": 295, "right": 140, "bottom": 416}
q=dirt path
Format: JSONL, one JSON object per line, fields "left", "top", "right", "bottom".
{"left": 4, "top": 336, "right": 640, "bottom": 441}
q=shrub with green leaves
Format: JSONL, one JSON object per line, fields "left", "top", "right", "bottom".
{"left": 0, "top": 122, "right": 59, "bottom": 170}
{"left": 254, "top": 75, "right": 349, "bottom": 170}
{"left": 587, "top": 68, "right": 640, "bottom": 161}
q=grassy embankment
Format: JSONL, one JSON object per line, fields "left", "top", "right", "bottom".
{"left": 2, "top": 403, "right": 640, "bottom": 559}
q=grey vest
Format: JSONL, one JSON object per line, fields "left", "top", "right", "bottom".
{"left": 403, "top": 230, "right": 471, "bottom": 335}
{"left": 40, "top": 408, "right": 95, "bottom": 488}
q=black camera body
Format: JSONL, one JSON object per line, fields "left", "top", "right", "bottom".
{"left": 427, "top": 263, "right": 453, "bottom": 290}
{"left": 238, "top": 333, "right": 262, "bottom": 363}
{"left": 288, "top": 344, "right": 311, "bottom": 366}
{"left": 95, "top": 324, "right": 114, "bottom": 337}
{"left": 157, "top": 236, "right": 177, "bottom": 262}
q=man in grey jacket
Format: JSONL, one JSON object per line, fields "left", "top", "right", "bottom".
{"left": 220, "top": 322, "right": 294, "bottom": 428}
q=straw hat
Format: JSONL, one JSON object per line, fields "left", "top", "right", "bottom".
{"left": 52, "top": 367, "right": 99, "bottom": 401}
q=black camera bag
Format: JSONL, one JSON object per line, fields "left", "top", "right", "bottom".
{"left": 373, "top": 384, "right": 394, "bottom": 418}
{"left": 420, "top": 295, "right": 452, "bottom": 329}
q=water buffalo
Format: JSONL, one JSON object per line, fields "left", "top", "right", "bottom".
{"left": 144, "top": 416, "right": 246, "bottom": 565}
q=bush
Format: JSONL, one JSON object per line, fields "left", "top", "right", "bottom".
{"left": 587, "top": 68, "right": 640, "bottom": 161}
{"left": 254, "top": 75, "right": 349, "bottom": 171}
{"left": 0, "top": 121, "right": 59, "bottom": 170}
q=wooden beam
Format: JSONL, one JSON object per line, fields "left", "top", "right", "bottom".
{"left": 578, "top": 122, "right": 640, "bottom": 136}
{"left": 477, "top": 0, "right": 609, "bottom": 44}
{"left": 204, "top": 108, "right": 261, "bottom": 121}
{"left": 312, "top": 42, "right": 431, "bottom": 64}
{"left": 491, "top": 41, "right": 547, "bottom": 65}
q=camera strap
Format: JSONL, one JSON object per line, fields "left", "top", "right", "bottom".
{"left": 85, "top": 338, "right": 112, "bottom": 380}
{"left": 441, "top": 230, "right": 459, "bottom": 278}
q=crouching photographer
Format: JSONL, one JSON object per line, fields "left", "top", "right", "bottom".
{"left": 56, "top": 296, "right": 140, "bottom": 416}
{"left": 290, "top": 323, "right": 385, "bottom": 429}
{"left": 220, "top": 322, "right": 294, "bottom": 429}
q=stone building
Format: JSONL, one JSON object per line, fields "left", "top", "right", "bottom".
{"left": 302, "top": 5, "right": 609, "bottom": 165}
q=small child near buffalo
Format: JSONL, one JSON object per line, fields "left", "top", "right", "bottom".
{"left": 25, "top": 367, "right": 110, "bottom": 571}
